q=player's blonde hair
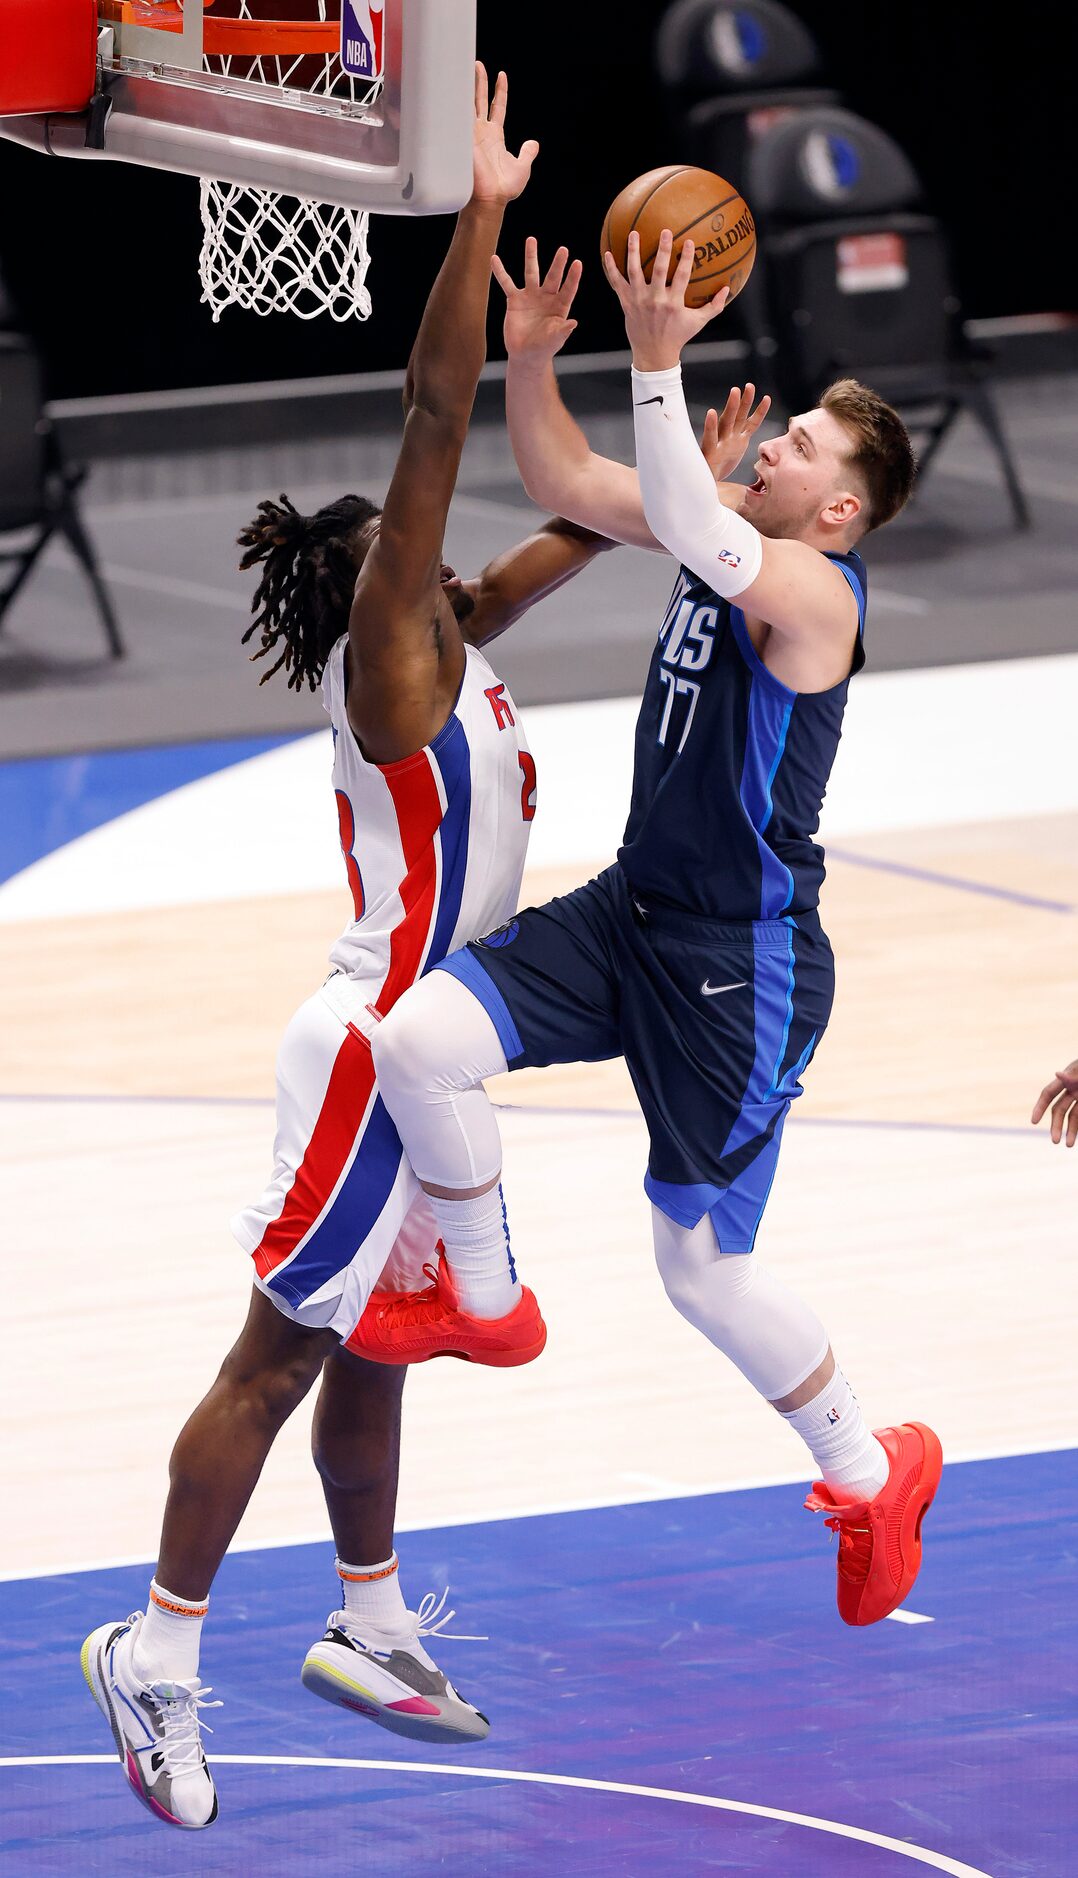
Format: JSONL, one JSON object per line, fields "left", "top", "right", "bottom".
{"left": 820, "top": 379, "right": 916, "bottom": 534}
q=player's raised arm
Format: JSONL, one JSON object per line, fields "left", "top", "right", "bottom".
{"left": 447, "top": 516, "right": 616, "bottom": 649}
{"left": 498, "top": 241, "right": 766, "bottom": 557}
{"left": 497, "top": 240, "right": 662, "bottom": 550}
{"left": 346, "top": 66, "right": 537, "bottom": 761}
{"left": 605, "top": 227, "right": 859, "bottom": 659}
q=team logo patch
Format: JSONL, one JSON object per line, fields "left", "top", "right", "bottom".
{"left": 477, "top": 920, "right": 520, "bottom": 949}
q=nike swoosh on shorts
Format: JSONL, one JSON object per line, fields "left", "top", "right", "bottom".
{"left": 700, "top": 980, "right": 748, "bottom": 996}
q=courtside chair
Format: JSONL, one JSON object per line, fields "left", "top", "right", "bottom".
{"left": 745, "top": 105, "right": 1031, "bottom": 529}
{"left": 0, "top": 331, "right": 124, "bottom": 655}
{"left": 657, "top": 0, "right": 839, "bottom": 181}
{"left": 656, "top": 0, "right": 840, "bottom": 375}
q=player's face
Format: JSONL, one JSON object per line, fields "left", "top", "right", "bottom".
{"left": 741, "top": 408, "right": 858, "bottom": 540}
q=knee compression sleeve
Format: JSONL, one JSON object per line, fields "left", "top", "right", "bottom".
{"left": 651, "top": 1206, "right": 829, "bottom": 1400}
{"left": 371, "top": 970, "right": 509, "bottom": 1191}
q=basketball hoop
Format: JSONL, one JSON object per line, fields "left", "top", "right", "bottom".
{"left": 123, "top": 0, "right": 385, "bottom": 320}
{"left": 0, "top": 0, "right": 475, "bottom": 319}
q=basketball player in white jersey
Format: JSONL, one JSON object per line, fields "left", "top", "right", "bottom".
{"left": 81, "top": 68, "right": 610, "bottom": 1832}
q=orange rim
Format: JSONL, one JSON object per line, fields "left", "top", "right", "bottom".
{"left": 203, "top": 19, "right": 338, "bottom": 55}
{"left": 100, "top": 2, "right": 339, "bottom": 57}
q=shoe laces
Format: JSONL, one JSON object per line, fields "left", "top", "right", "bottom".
{"left": 372, "top": 1263, "right": 448, "bottom": 1331}
{"left": 413, "top": 1587, "right": 487, "bottom": 1642}
{"left": 821, "top": 1512, "right": 873, "bottom": 1583}
{"left": 329, "top": 1586, "right": 487, "bottom": 1647}
{"left": 803, "top": 1492, "right": 874, "bottom": 1583}
{"left": 147, "top": 1679, "right": 223, "bottom": 1775}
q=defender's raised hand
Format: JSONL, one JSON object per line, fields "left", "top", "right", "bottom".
{"left": 492, "top": 238, "right": 583, "bottom": 361}
{"left": 471, "top": 65, "right": 539, "bottom": 206}
{"left": 701, "top": 383, "right": 772, "bottom": 486}
{"left": 603, "top": 227, "right": 730, "bottom": 372}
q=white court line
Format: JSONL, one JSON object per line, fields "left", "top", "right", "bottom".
{"left": 0, "top": 1755, "right": 997, "bottom": 1874}
{"left": 886, "top": 1609, "right": 934, "bottom": 1626}
{"left": 100, "top": 564, "right": 250, "bottom": 611}
{"left": 2, "top": 1437, "right": 1071, "bottom": 1586}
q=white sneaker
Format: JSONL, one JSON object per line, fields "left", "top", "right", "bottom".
{"left": 301, "top": 1589, "right": 490, "bottom": 1745}
{"left": 81, "top": 1614, "right": 220, "bottom": 1829}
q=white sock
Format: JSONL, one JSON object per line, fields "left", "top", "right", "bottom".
{"left": 781, "top": 1368, "right": 889, "bottom": 1502}
{"left": 427, "top": 1183, "right": 521, "bottom": 1318}
{"left": 337, "top": 1553, "right": 409, "bottom": 1634}
{"left": 130, "top": 1579, "right": 208, "bottom": 1685}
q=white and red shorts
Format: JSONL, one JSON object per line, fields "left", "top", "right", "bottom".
{"left": 231, "top": 979, "right": 435, "bottom": 1338}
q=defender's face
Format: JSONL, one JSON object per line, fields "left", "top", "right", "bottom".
{"left": 741, "top": 408, "right": 856, "bottom": 539}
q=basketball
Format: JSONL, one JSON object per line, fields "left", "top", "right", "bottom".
{"left": 600, "top": 164, "right": 756, "bottom": 308}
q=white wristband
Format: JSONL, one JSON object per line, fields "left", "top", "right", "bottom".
{"left": 631, "top": 364, "right": 762, "bottom": 597}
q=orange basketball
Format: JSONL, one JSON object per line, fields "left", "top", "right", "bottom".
{"left": 600, "top": 164, "right": 756, "bottom": 309}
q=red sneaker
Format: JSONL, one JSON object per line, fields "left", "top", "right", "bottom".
{"left": 804, "top": 1422, "right": 943, "bottom": 1626}
{"left": 346, "top": 1253, "right": 547, "bottom": 1369}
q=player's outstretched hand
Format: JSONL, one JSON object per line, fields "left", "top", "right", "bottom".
{"left": 701, "top": 384, "right": 772, "bottom": 486}
{"left": 603, "top": 228, "right": 729, "bottom": 372}
{"left": 1031, "top": 1058, "right": 1078, "bottom": 1146}
{"left": 493, "top": 238, "right": 583, "bottom": 362}
{"left": 471, "top": 65, "right": 539, "bottom": 206}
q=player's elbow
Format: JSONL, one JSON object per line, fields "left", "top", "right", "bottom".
{"left": 406, "top": 387, "right": 473, "bottom": 446}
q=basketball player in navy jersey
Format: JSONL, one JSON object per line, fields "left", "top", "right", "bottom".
{"left": 351, "top": 227, "right": 943, "bottom": 1629}
{"left": 80, "top": 73, "right": 623, "bottom": 1833}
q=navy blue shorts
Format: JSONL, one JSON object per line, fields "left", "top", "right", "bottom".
{"left": 436, "top": 864, "right": 835, "bottom": 1253}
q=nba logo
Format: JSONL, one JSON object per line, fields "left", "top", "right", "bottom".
{"left": 341, "top": 0, "right": 385, "bottom": 81}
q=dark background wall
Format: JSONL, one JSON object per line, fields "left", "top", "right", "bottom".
{"left": 1, "top": 0, "right": 1074, "bottom": 398}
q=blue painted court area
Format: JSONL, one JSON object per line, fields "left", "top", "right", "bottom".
{"left": 2, "top": 1450, "right": 1074, "bottom": 1877}
{"left": 0, "top": 736, "right": 298, "bottom": 887}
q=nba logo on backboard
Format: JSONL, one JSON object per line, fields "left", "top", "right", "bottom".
{"left": 341, "top": 0, "right": 384, "bottom": 80}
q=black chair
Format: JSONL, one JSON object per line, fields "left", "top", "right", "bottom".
{"left": 657, "top": 0, "right": 840, "bottom": 370}
{"left": 657, "top": 0, "right": 839, "bottom": 176}
{"left": 0, "top": 332, "right": 124, "bottom": 654}
{"left": 745, "top": 106, "right": 1031, "bottom": 528}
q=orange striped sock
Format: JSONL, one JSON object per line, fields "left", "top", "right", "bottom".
{"left": 336, "top": 1552, "right": 408, "bottom": 1633}
{"left": 131, "top": 1579, "right": 209, "bottom": 1684}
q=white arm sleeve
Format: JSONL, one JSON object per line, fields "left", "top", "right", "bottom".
{"left": 632, "top": 363, "right": 763, "bottom": 597}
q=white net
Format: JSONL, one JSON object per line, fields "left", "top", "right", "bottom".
{"left": 196, "top": 2, "right": 383, "bottom": 322}
{"left": 199, "top": 181, "right": 375, "bottom": 322}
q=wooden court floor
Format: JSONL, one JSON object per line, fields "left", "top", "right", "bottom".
{"left": 3, "top": 811, "right": 1076, "bottom": 1576}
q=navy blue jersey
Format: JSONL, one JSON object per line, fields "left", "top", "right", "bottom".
{"left": 618, "top": 551, "right": 867, "bottom": 922}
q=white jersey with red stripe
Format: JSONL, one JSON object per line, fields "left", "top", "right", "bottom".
{"left": 319, "top": 632, "right": 534, "bottom": 1026}
{"left": 231, "top": 632, "right": 535, "bottom": 1339}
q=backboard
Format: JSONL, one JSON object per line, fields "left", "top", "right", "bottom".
{"left": 0, "top": 0, "right": 475, "bottom": 215}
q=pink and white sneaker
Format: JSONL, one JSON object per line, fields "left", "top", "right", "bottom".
{"left": 301, "top": 1589, "right": 490, "bottom": 1744}
{"left": 81, "top": 1614, "right": 220, "bottom": 1828}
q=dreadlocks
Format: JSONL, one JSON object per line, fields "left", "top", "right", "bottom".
{"left": 237, "top": 492, "right": 381, "bottom": 691}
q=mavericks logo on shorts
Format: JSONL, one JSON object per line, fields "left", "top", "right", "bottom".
{"left": 477, "top": 919, "right": 520, "bottom": 949}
